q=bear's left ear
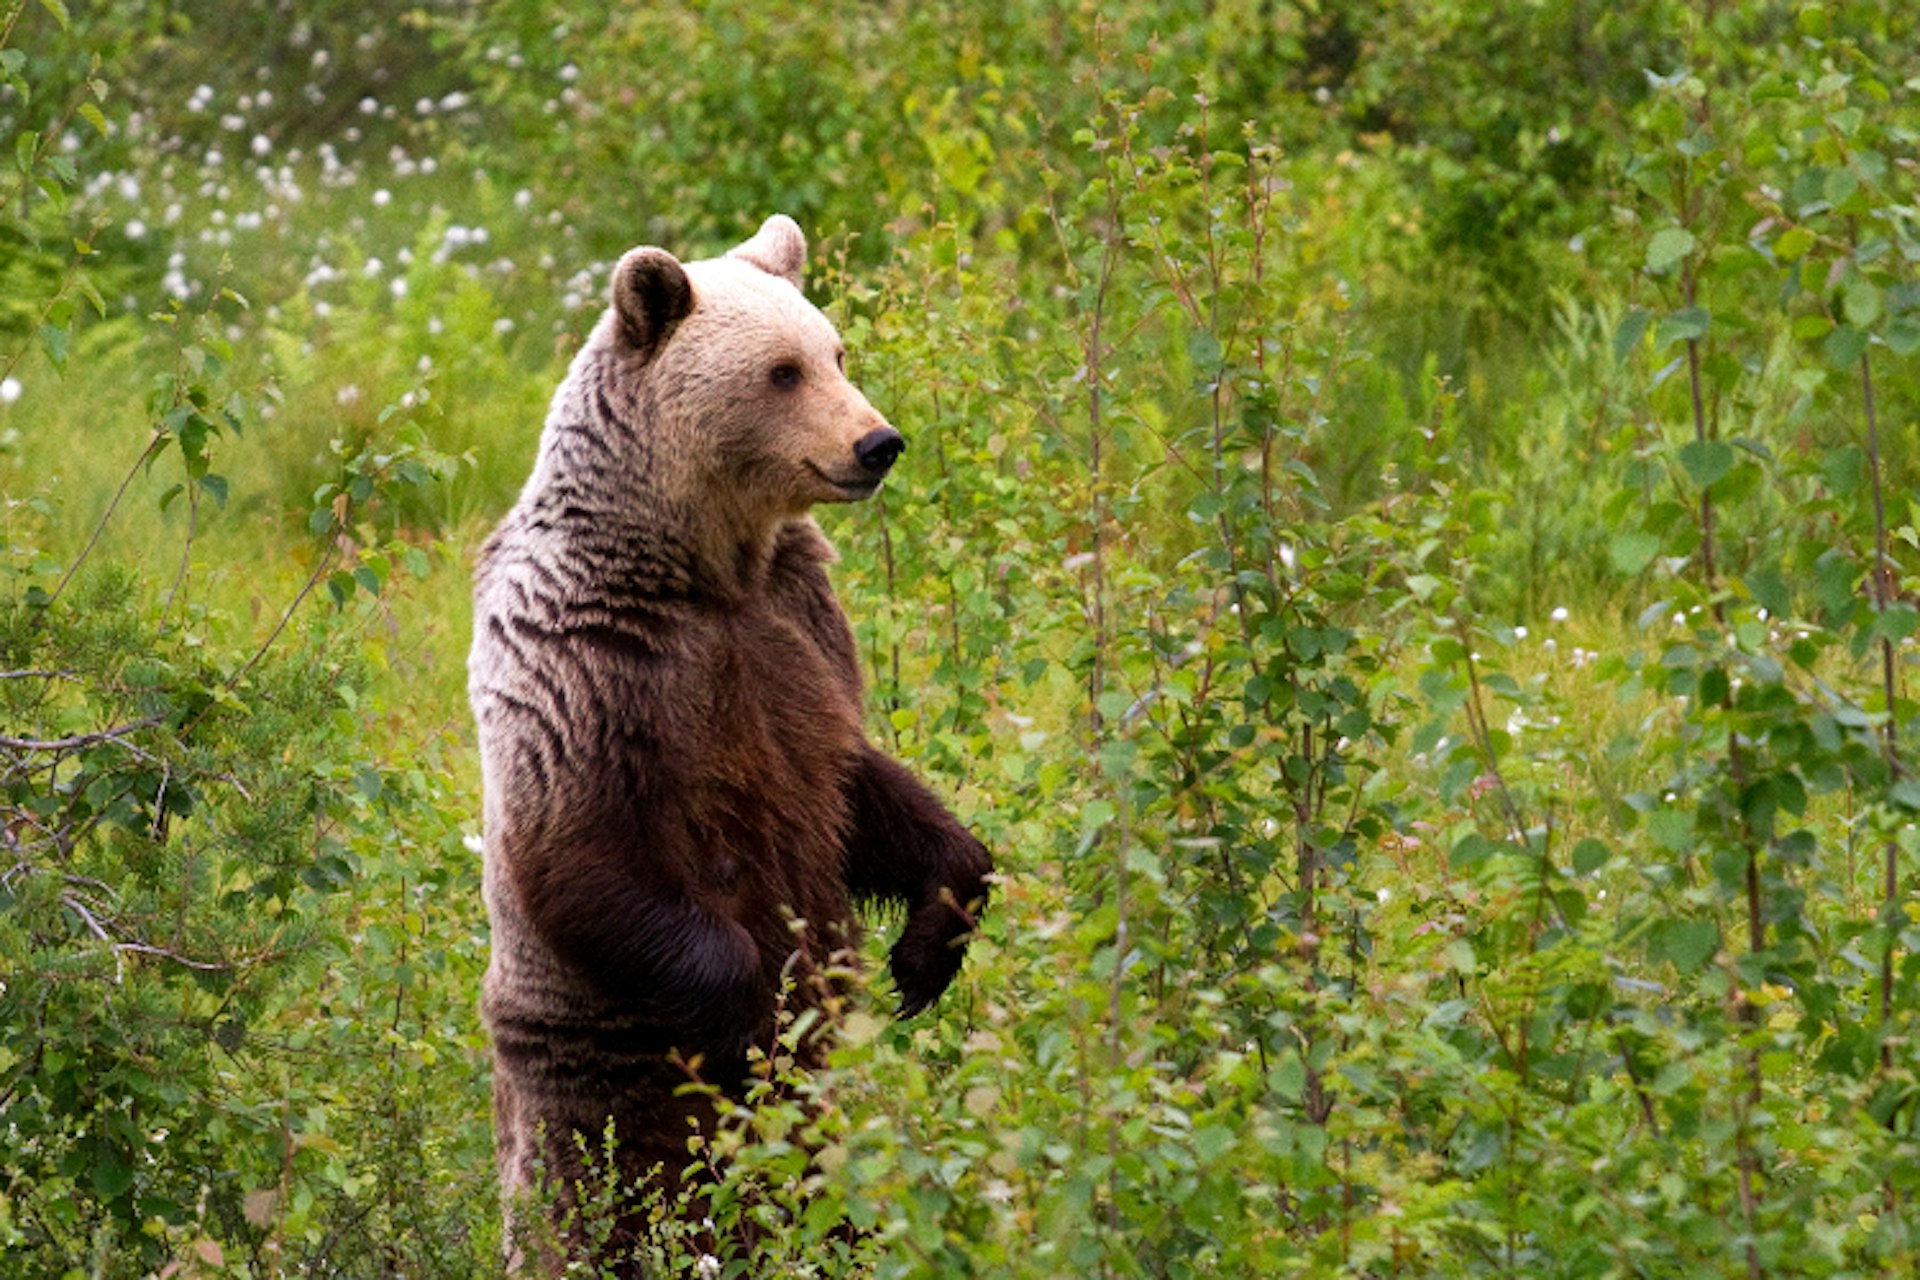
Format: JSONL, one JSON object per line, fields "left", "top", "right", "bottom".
{"left": 612, "top": 246, "right": 695, "bottom": 356}
{"left": 727, "top": 214, "right": 807, "bottom": 290}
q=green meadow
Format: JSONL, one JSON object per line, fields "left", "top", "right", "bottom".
{"left": 2, "top": 2, "right": 1918, "bottom": 1275}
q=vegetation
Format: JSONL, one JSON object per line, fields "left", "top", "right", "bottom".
{"left": 2, "top": 0, "right": 1917, "bottom": 1274}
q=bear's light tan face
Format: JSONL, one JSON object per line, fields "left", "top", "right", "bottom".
{"left": 687, "top": 256, "right": 894, "bottom": 515}
{"left": 623, "top": 252, "right": 895, "bottom": 529}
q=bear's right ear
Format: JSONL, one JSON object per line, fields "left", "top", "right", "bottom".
{"left": 612, "top": 247, "right": 694, "bottom": 356}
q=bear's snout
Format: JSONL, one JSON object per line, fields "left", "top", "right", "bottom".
{"left": 853, "top": 427, "right": 906, "bottom": 477}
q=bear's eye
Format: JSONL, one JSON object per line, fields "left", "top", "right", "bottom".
{"left": 769, "top": 362, "right": 802, "bottom": 389}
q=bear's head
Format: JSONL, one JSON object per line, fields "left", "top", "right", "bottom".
{"left": 606, "top": 215, "right": 902, "bottom": 523}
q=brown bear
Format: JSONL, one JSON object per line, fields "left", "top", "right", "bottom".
{"left": 468, "top": 214, "right": 992, "bottom": 1274}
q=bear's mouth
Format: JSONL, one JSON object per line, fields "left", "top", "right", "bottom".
{"left": 806, "top": 461, "right": 883, "bottom": 499}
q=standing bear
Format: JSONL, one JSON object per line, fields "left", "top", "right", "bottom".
{"left": 469, "top": 215, "right": 993, "bottom": 1272}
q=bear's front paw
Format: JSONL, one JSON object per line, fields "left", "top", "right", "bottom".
{"left": 891, "top": 941, "right": 963, "bottom": 1018}
{"left": 889, "top": 887, "right": 984, "bottom": 1017}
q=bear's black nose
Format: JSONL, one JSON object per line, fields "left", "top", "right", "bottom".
{"left": 853, "top": 427, "right": 906, "bottom": 476}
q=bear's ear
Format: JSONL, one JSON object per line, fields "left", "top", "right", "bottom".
{"left": 727, "top": 214, "right": 807, "bottom": 289}
{"left": 612, "top": 247, "right": 694, "bottom": 355}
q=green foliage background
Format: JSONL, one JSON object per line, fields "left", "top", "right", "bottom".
{"left": 2, "top": 0, "right": 1918, "bottom": 1275}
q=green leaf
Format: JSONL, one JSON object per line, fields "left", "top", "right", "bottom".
{"left": 1745, "top": 566, "right": 1791, "bottom": 618}
{"left": 1646, "top": 227, "right": 1696, "bottom": 273}
{"left": 92, "top": 1150, "right": 131, "bottom": 1199}
{"left": 37, "top": 0, "right": 71, "bottom": 28}
{"left": 1450, "top": 834, "right": 1501, "bottom": 871}
{"left": 1825, "top": 324, "right": 1868, "bottom": 369}
{"left": 1678, "top": 439, "right": 1734, "bottom": 489}
{"left": 1773, "top": 226, "right": 1815, "bottom": 262}
{"left": 14, "top": 130, "right": 37, "bottom": 174}
{"left": 1185, "top": 329, "right": 1223, "bottom": 373}
{"left": 198, "top": 473, "right": 228, "bottom": 508}
{"left": 1610, "top": 531, "right": 1660, "bottom": 575}
{"left": 1823, "top": 444, "right": 1866, "bottom": 497}
{"left": 1613, "top": 307, "right": 1651, "bottom": 363}
{"left": 1844, "top": 281, "right": 1882, "bottom": 328}
{"left": 1571, "top": 838, "right": 1609, "bottom": 875}
{"left": 1813, "top": 548, "right": 1858, "bottom": 615}
{"left": 1890, "top": 779, "right": 1920, "bottom": 813}
{"left": 1655, "top": 306, "right": 1710, "bottom": 347}
{"left": 37, "top": 324, "right": 68, "bottom": 371}
{"left": 1885, "top": 317, "right": 1920, "bottom": 358}
{"left": 1653, "top": 919, "right": 1720, "bottom": 973}
{"left": 1870, "top": 602, "right": 1919, "bottom": 644}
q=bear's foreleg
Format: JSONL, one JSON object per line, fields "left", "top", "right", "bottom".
{"left": 510, "top": 841, "right": 769, "bottom": 1074}
{"left": 841, "top": 747, "right": 993, "bottom": 1014}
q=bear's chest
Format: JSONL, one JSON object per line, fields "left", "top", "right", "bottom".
{"left": 673, "top": 604, "right": 862, "bottom": 880}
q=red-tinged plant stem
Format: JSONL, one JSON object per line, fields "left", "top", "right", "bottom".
{"left": 1858, "top": 348, "right": 1903, "bottom": 1082}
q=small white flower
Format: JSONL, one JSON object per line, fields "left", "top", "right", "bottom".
{"left": 251, "top": 133, "right": 271, "bottom": 157}
{"left": 1514, "top": 625, "right": 1528, "bottom": 640}
{"left": 0, "top": 377, "right": 21, "bottom": 405}
{"left": 336, "top": 384, "right": 361, "bottom": 405}
{"left": 492, "top": 317, "right": 515, "bottom": 336}
{"left": 124, "top": 218, "right": 147, "bottom": 239}
{"left": 372, "top": 188, "right": 391, "bottom": 208}
{"left": 362, "top": 257, "right": 383, "bottom": 277}
{"left": 390, "top": 278, "right": 408, "bottom": 299}
{"left": 1550, "top": 606, "right": 1570, "bottom": 623}
{"left": 1376, "top": 887, "right": 1391, "bottom": 904}
{"left": 358, "top": 95, "right": 377, "bottom": 115}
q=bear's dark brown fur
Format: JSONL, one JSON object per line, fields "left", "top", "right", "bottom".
{"left": 468, "top": 216, "right": 991, "bottom": 1274}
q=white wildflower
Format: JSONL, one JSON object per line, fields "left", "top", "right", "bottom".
{"left": 0, "top": 377, "right": 21, "bottom": 405}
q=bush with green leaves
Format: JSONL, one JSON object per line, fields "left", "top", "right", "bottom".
{"left": 3, "top": 0, "right": 1918, "bottom": 1276}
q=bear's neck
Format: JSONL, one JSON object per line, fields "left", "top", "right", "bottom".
{"left": 519, "top": 471, "right": 784, "bottom": 609}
